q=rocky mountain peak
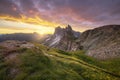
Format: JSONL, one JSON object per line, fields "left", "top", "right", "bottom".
{"left": 44, "top": 25, "right": 80, "bottom": 51}
{"left": 54, "top": 26, "right": 64, "bottom": 35}
{"left": 55, "top": 26, "right": 62, "bottom": 31}
{"left": 54, "top": 25, "right": 75, "bottom": 37}
{"left": 65, "top": 24, "right": 72, "bottom": 31}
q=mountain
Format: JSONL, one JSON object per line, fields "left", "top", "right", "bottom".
{"left": 0, "top": 33, "right": 50, "bottom": 42}
{"left": 76, "top": 25, "right": 120, "bottom": 60}
{"left": 44, "top": 25, "right": 80, "bottom": 51}
{"left": 44, "top": 25, "right": 120, "bottom": 60}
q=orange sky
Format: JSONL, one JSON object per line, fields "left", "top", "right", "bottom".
{"left": 0, "top": 15, "right": 90, "bottom": 34}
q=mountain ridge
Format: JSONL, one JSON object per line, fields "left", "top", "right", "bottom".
{"left": 76, "top": 25, "right": 120, "bottom": 60}
{"left": 44, "top": 25, "right": 120, "bottom": 60}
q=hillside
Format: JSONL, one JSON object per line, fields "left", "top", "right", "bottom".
{"left": 0, "top": 40, "right": 120, "bottom": 80}
{"left": 76, "top": 25, "right": 120, "bottom": 60}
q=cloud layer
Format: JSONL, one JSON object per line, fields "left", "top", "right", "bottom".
{"left": 0, "top": 0, "right": 120, "bottom": 31}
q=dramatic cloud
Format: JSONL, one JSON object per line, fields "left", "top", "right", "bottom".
{"left": 0, "top": 0, "right": 120, "bottom": 33}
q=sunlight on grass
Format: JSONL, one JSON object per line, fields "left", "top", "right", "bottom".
{"left": 0, "top": 44, "right": 120, "bottom": 80}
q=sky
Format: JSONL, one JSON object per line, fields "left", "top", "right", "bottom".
{"left": 0, "top": 0, "right": 120, "bottom": 34}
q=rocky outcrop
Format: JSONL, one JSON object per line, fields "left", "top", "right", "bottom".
{"left": 77, "top": 25, "right": 120, "bottom": 60}
{"left": 44, "top": 25, "right": 80, "bottom": 51}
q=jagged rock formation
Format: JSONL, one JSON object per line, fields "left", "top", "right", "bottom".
{"left": 77, "top": 25, "right": 120, "bottom": 60}
{"left": 44, "top": 25, "right": 120, "bottom": 60}
{"left": 44, "top": 25, "right": 80, "bottom": 51}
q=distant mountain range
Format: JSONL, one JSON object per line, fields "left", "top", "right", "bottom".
{"left": 44, "top": 25, "right": 120, "bottom": 60}
{"left": 0, "top": 33, "right": 50, "bottom": 42}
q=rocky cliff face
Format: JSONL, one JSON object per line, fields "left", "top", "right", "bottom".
{"left": 77, "top": 25, "right": 120, "bottom": 60}
{"left": 44, "top": 25, "right": 80, "bottom": 51}
{"left": 44, "top": 25, "right": 120, "bottom": 60}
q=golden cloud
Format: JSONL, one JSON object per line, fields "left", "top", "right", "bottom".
{"left": 0, "top": 15, "right": 65, "bottom": 27}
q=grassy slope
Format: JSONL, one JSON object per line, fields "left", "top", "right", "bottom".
{"left": 0, "top": 44, "right": 120, "bottom": 80}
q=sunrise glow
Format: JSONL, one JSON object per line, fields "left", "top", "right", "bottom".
{"left": 0, "top": 0, "right": 120, "bottom": 34}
